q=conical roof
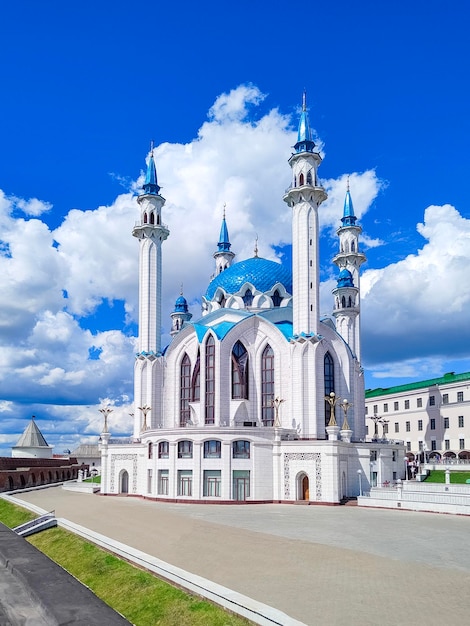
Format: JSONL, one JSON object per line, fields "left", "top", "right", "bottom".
{"left": 15, "top": 417, "right": 49, "bottom": 448}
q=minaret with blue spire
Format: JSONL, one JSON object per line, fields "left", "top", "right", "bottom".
{"left": 213, "top": 204, "right": 235, "bottom": 275}
{"left": 170, "top": 288, "right": 192, "bottom": 336}
{"left": 332, "top": 179, "right": 366, "bottom": 360}
{"left": 283, "top": 92, "right": 327, "bottom": 336}
{"left": 132, "top": 144, "right": 169, "bottom": 435}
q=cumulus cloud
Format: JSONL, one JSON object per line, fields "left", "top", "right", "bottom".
{"left": 2, "top": 83, "right": 467, "bottom": 452}
{"left": 362, "top": 204, "right": 470, "bottom": 369}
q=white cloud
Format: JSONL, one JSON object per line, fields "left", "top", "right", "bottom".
{"left": 12, "top": 196, "right": 53, "bottom": 216}
{"left": 362, "top": 204, "right": 470, "bottom": 369}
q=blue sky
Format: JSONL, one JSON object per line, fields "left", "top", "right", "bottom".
{"left": 0, "top": 0, "right": 469, "bottom": 455}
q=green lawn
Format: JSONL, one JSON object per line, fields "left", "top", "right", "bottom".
{"left": 0, "top": 498, "right": 250, "bottom": 626}
{"left": 83, "top": 475, "right": 101, "bottom": 484}
{"left": 424, "top": 470, "right": 470, "bottom": 484}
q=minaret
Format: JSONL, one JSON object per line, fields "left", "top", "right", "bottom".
{"left": 132, "top": 146, "right": 169, "bottom": 355}
{"left": 170, "top": 288, "right": 192, "bottom": 336}
{"left": 332, "top": 181, "right": 366, "bottom": 360}
{"left": 283, "top": 93, "right": 327, "bottom": 336}
{"left": 213, "top": 204, "right": 235, "bottom": 275}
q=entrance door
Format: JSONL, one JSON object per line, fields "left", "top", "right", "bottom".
{"left": 233, "top": 470, "right": 250, "bottom": 500}
{"left": 302, "top": 475, "right": 309, "bottom": 500}
{"left": 120, "top": 470, "right": 129, "bottom": 494}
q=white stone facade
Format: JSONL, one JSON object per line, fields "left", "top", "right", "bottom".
{"left": 101, "top": 97, "right": 405, "bottom": 504}
{"left": 365, "top": 372, "right": 470, "bottom": 462}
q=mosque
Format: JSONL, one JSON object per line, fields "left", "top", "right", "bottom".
{"left": 100, "top": 96, "right": 403, "bottom": 503}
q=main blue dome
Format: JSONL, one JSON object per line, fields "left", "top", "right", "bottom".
{"left": 205, "top": 257, "right": 292, "bottom": 300}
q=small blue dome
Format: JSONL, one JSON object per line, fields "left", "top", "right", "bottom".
{"left": 174, "top": 295, "right": 188, "bottom": 313}
{"left": 337, "top": 269, "right": 354, "bottom": 288}
{"left": 205, "top": 257, "right": 292, "bottom": 300}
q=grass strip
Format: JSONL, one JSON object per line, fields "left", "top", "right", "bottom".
{"left": 424, "top": 470, "right": 470, "bottom": 483}
{"left": 0, "top": 499, "right": 250, "bottom": 626}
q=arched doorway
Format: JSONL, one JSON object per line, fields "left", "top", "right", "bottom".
{"left": 297, "top": 473, "right": 309, "bottom": 500}
{"left": 341, "top": 471, "right": 347, "bottom": 499}
{"left": 120, "top": 470, "right": 129, "bottom": 494}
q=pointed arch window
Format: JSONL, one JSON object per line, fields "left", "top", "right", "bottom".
{"left": 348, "top": 296, "right": 352, "bottom": 307}
{"left": 341, "top": 295, "right": 346, "bottom": 308}
{"left": 324, "top": 352, "right": 335, "bottom": 427}
{"left": 191, "top": 353, "right": 200, "bottom": 402}
{"left": 306, "top": 170, "right": 312, "bottom": 185}
{"left": 243, "top": 289, "right": 253, "bottom": 308}
{"left": 180, "top": 354, "right": 191, "bottom": 426}
{"left": 351, "top": 241, "right": 355, "bottom": 252}
{"left": 143, "top": 212, "right": 148, "bottom": 224}
{"left": 150, "top": 212, "right": 155, "bottom": 225}
{"left": 205, "top": 335, "right": 215, "bottom": 424}
{"left": 261, "top": 345, "right": 275, "bottom": 426}
{"left": 299, "top": 173, "right": 305, "bottom": 186}
{"left": 232, "top": 341, "right": 248, "bottom": 399}
{"left": 272, "top": 289, "right": 282, "bottom": 307}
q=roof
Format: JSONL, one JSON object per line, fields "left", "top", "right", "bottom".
{"left": 205, "top": 256, "right": 292, "bottom": 300}
{"left": 70, "top": 444, "right": 100, "bottom": 458}
{"left": 365, "top": 371, "right": 470, "bottom": 399}
{"left": 15, "top": 418, "right": 49, "bottom": 448}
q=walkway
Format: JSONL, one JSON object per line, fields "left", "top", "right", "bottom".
{"left": 15, "top": 488, "right": 470, "bottom": 625}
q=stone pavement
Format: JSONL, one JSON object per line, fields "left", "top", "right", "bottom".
{"left": 15, "top": 487, "right": 470, "bottom": 625}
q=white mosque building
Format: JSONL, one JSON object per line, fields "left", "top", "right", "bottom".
{"left": 100, "top": 96, "right": 404, "bottom": 503}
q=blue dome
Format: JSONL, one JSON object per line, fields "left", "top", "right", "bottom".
{"left": 337, "top": 269, "right": 354, "bottom": 288}
{"left": 174, "top": 295, "right": 188, "bottom": 312}
{"left": 205, "top": 257, "right": 292, "bottom": 300}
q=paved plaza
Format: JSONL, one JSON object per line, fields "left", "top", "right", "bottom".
{"left": 16, "top": 487, "right": 470, "bottom": 625}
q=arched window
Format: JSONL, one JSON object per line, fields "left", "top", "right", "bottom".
{"left": 324, "top": 352, "right": 335, "bottom": 427}
{"left": 158, "top": 441, "right": 169, "bottom": 458}
{"left": 272, "top": 290, "right": 282, "bottom": 307}
{"left": 351, "top": 241, "right": 355, "bottom": 252}
{"left": 261, "top": 345, "right": 275, "bottom": 426}
{"left": 243, "top": 289, "right": 253, "bottom": 308}
{"left": 306, "top": 170, "right": 312, "bottom": 185}
{"left": 143, "top": 212, "right": 148, "bottom": 224}
{"left": 232, "top": 341, "right": 248, "bottom": 399}
{"left": 150, "top": 212, "right": 155, "bottom": 224}
{"left": 299, "top": 173, "right": 305, "bottom": 186}
{"left": 293, "top": 176, "right": 297, "bottom": 187}
{"left": 341, "top": 295, "right": 346, "bottom": 308}
{"left": 204, "top": 440, "right": 221, "bottom": 458}
{"left": 233, "top": 440, "right": 250, "bottom": 458}
{"left": 205, "top": 336, "right": 215, "bottom": 424}
{"left": 178, "top": 440, "right": 193, "bottom": 458}
{"left": 157, "top": 214, "right": 160, "bottom": 225}
{"left": 348, "top": 296, "right": 352, "bottom": 307}
{"left": 192, "top": 353, "right": 200, "bottom": 401}
{"left": 180, "top": 354, "right": 191, "bottom": 426}
{"left": 148, "top": 442, "right": 153, "bottom": 459}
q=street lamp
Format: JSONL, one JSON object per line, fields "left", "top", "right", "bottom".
{"left": 324, "top": 392, "right": 339, "bottom": 427}
{"left": 138, "top": 405, "right": 151, "bottom": 431}
{"left": 272, "top": 397, "right": 285, "bottom": 428}
{"left": 339, "top": 398, "right": 353, "bottom": 430}
{"left": 367, "top": 414, "right": 382, "bottom": 440}
{"left": 98, "top": 406, "right": 113, "bottom": 433}
{"left": 357, "top": 469, "right": 363, "bottom": 496}
{"left": 403, "top": 456, "right": 408, "bottom": 481}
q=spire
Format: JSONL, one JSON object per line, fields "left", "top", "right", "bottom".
{"left": 341, "top": 178, "right": 357, "bottom": 226}
{"left": 142, "top": 142, "right": 160, "bottom": 195}
{"left": 295, "top": 91, "right": 315, "bottom": 153}
{"left": 217, "top": 203, "right": 231, "bottom": 252}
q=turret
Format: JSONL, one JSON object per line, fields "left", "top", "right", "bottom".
{"left": 332, "top": 181, "right": 366, "bottom": 360}
{"left": 213, "top": 205, "right": 235, "bottom": 275}
{"left": 283, "top": 93, "right": 327, "bottom": 336}
{"left": 170, "top": 290, "right": 192, "bottom": 336}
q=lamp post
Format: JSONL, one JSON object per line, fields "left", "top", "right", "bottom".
{"left": 325, "top": 392, "right": 340, "bottom": 427}
{"left": 403, "top": 456, "right": 408, "bottom": 481}
{"left": 272, "top": 397, "right": 285, "bottom": 428}
{"left": 381, "top": 419, "right": 389, "bottom": 440}
{"left": 138, "top": 405, "right": 151, "bottom": 432}
{"left": 339, "top": 398, "right": 353, "bottom": 430}
{"left": 367, "top": 414, "right": 383, "bottom": 440}
{"left": 357, "top": 469, "right": 363, "bottom": 496}
{"left": 98, "top": 406, "right": 113, "bottom": 434}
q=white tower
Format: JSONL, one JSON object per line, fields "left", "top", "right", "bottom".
{"left": 170, "top": 290, "right": 192, "bottom": 336}
{"left": 332, "top": 183, "right": 366, "bottom": 360}
{"left": 283, "top": 93, "right": 327, "bottom": 336}
{"left": 132, "top": 148, "right": 169, "bottom": 436}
